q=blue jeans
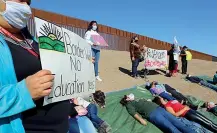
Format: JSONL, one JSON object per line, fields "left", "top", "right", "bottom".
{"left": 177, "top": 117, "right": 212, "bottom": 133}
{"left": 69, "top": 116, "right": 97, "bottom": 133}
{"left": 87, "top": 104, "right": 104, "bottom": 129}
{"left": 92, "top": 48, "right": 100, "bottom": 76}
{"left": 149, "top": 107, "right": 195, "bottom": 133}
{"left": 159, "top": 92, "right": 176, "bottom": 101}
{"left": 200, "top": 81, "right": 217, "bottom": 91}
{"left": 132, "top": 58, "right": 140, "bottom": 77}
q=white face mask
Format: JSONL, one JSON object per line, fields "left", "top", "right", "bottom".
{"left": 1, "top": 1, "right": 32, "bottom": 29}
{"left": 92, "top": 25, "right": 97, "bottom": 31}
{"left": 126, "top": 93, "right": 135, "bottom": 101}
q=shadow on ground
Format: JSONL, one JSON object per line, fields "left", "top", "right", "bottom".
{"left": 119, "top": 67, "right": 160, "bottom": 78}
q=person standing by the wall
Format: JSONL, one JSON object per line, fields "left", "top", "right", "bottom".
{"left": 180, "top": 46, "right": 188, "bottom": 74}
{"left": 129, "top": 36, "right": 144, "bottom": 78}
{"left": 168, "top": 45, "right": 177, "bottom": 77}
{"left": 84, "top": 21, "right": 102, "bottom": 81}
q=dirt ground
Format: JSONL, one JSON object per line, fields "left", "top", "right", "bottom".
{"left": 96, "top": 50, "right": 217, "bottom": 102}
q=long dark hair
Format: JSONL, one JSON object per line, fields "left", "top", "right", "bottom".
{"left": 152, "top": 97, "right": 162, "bottom": 106}
{"left": 92, "top": 90, "right": 106, "bottom": 108}
{"left": 120, "top": 95, "right": 129, "bottom": 106}
{"left": 130, "top": 36, "right": 138, "bottom": 43}
{"left": 86, "top": 21, "right": 98, "bottom": 33}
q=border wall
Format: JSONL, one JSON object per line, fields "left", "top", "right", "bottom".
{"left": 28, "top": 8, "right": 217, "bottom": 62}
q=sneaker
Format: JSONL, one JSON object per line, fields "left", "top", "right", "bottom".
{"left": 96, "top": 76, "right": 102, "bottom": 82}
{"left": 98, "top": 121, "right": 112, "bottom": 133}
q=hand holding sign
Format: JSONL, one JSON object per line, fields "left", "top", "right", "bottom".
{"left": 93, "top": 41, "right": 100, "bottom": 46}
{"left": 35, "top": 17, "right": 96, "bottom": 106}
{"left": 26, "top": 70, "right": 54, "bottom": 100}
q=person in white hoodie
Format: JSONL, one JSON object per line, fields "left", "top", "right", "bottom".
{"left": 73, "top": 97, "right": 112, "bottom": 133}
{"left": 84, "top": 21, "right": 102, "bottom": 81}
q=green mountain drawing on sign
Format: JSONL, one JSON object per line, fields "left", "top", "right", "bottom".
{"left": 39, "top": 36, "right": 65, "bottom": 53}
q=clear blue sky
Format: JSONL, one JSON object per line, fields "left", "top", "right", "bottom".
{"left": 32, "top": 0, "right": 217, "bottom": 56}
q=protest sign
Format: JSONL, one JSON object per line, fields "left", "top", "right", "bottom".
{"left": 144, "top": 48, "right": 167, "bottom": 70}
{"left": 173, "top": 53, "right": 179, "bottom": 61}
{"left": 34, "top": 17, "right": 95, "bottom": 106}
{"left": 91, "top": 35, "right": 108, "bottom": 46}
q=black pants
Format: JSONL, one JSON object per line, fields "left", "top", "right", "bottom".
{"left": 186, "top": 76, "right": 202, "bottom": 84}
{"left": 164, "top": 84, "right": 187, "bottom": 103}
{"left": 182, "top": 60, "right": 188, "bottom": 74}
{"left": 185, "top": 109, "right": 217, "bottom": 132}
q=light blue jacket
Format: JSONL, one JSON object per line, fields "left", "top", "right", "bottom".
{"left": 0, "top": 35, "right": 35, "bottom": 133}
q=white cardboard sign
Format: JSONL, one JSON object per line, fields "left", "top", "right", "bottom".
{"left": 34, "top": 17, "right": 95, "bottom": 105}
{"left": 144, "top": 48, "right": 167, "bottom": 70}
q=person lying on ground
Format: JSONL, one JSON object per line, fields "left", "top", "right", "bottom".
{"left": 120, "top": 93, "right": 196, "bottom": 133}
{"left": 163, "top": 84, "right": 188, "bottom": 104}
{"left": 146, "top": 82, "right": 187, "bottom": 103}
{"left": 153, "top": 96, "right": 217, "bottom": 132}
{"left": 211, "top": 72, "right": 217, "bottom": 85}
{"left": 145, "top": 81, "right": 176, "bottom": 101}
{"left": 203, "top": 102, "right": 217, "bottom": 117}
{"left": 72, "top": 97, "right": 111, "bottom": 133}
{"left": 186, "top": 75, "right": 217, "bottom": 91}
{"left": 68, "top": 102, "right": 97, "bottom": 133}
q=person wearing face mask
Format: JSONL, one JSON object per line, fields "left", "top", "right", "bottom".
{"left": 130, "top": 36, "right": 144, "bottom": 78}
{"left": 84, "top": 21, "right": 103, "bottom": 82}
{"left": 0, "top": 0, "right": 32, "bottom": 32}
{"left": 0, "top": 1, "right": 74, "bottom": 133}
{"left": 120, "top": 94, "right": 196, "bottom": 133}
{"left": 180, "top": 46, "right": 188, "bottom": 74}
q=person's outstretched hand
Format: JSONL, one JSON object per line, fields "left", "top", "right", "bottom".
{"left": 26, "top": 70, "right": 54, "bottom": 100}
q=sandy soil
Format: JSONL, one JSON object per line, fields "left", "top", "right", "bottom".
{"left": 96, "top": 50, "right": 217, "bottom": 102}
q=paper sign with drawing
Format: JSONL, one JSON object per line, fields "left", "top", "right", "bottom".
{"left": 34, "top": 17, "right": 96, "bottom": 106}
{"left": 144, "top": 48, "right": 167, "bottom": 70}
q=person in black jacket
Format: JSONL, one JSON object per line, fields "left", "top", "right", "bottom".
{"left": 180, "top": 46, "right": 188, "bottom": 74}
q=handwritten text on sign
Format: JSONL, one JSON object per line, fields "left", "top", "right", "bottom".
{"left": 144, "top": 48, "right": 167, "bottom": 69}
{"left": 34, "top": 17, "right": 95, "bottom": 106}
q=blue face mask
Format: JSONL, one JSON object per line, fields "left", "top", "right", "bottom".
{"left": 0, "top": 1, "right": 32, "bottom": 29}
{"left": 92, "top": 25, "right": 97, "bottom": 31}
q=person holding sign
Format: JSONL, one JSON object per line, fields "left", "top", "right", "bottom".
{"left": 130, "top": 36, "right": 144, "bottom": 78}
{"left": 84, "top": 21, "right": 103, "bottom": 82}
{"left": 180, "top": 46, "right": 188, "bottom": 74}
{"left": 168, "top": 44, "right": 178, "bottom": 77}
{"left": 0, "top": 1, "right": 74, "bottom": 133}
